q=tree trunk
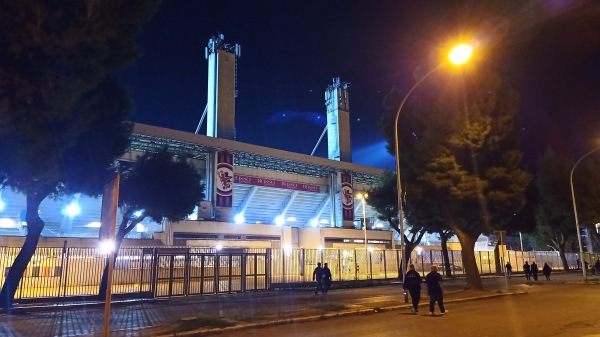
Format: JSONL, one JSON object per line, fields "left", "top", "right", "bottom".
{"left": 493, "top": 244, "right": 503, "bottom": 275}
{"left": 0, "top": 194, "right": 45, "bottom": 312}
{"left": 455, "top": 230, "right": 484, "bottom": 290}
{"left": 440, "top": 233, "right": 451, "bottom": 277}
{"left": 558, "top": 243, "right": 569, "bottom": 271}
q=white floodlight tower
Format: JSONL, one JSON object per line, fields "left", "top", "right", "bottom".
{"left": 205, "top": 34, "right": 241, "bottom": 140}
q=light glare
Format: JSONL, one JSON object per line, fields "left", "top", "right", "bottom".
{"left": 234, "top": 213, "right": 245, "bottom": 224}
{"left": 99, "top": 240, "right": 115, "bottom": 254}
{"left": 275, "top": 216, "right": 285, "bottom": 226}
{"left": 65, "top": 203, "right": 80, "bottom": 217}
{"left": 449, "top": 44, "right": 472, "bottom": 65}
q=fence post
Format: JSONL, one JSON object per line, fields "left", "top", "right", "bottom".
{"left": 354, "top": 249, "right": 358, "bottom": 280}
{"left": 383, "top": 251, "right": 387, "bottom": 279}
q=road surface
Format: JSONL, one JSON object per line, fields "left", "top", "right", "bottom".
{"left": 213, "top": 282, "right": 600, "bottom": 337}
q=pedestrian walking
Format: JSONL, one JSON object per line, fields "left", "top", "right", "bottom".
{"left": 542, "top": 263, "right": 552, "bottom": 280}
{"left": 523, "top": 261, "right": 531, "bottom": 280}
{"left": 425, "top": 265, "right": 446, "bottom": 316}
{"left": 312, "top": 262, "right": 325, "bottom": 295}
{"left": 403, "top": 264, "right": 422, "bottom": 314}
{"left": 505, "top": 262, "right": 512, "bottom": 279}
{"left": 323, "top": 262, "right": 332, "bottom": 293}
{"left": 531, "top": 261, "right": 539, "bottom": 281}
{"left": 594, "top": 260, "right": 600, "bottom": 276}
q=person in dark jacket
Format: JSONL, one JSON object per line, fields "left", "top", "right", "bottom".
{"left": 425, "top": 265, "right": 446, "bottom": 315}
{"left": 403, "top": 264, "right": 422, "bottom": 314}
{"left": 531, "top": 262, "right": 539, "bottom": 281}
{"left": 542, "top": 263, "right": 552, "bottom": 280}
{"left": 312, "top": 262, "right": 325, "bottom": 295}
{"left": 523, "top": 261, "right": 531, "bottom": 280}
{"left": 505, "top": 262, "right": 512, "bottom": 279}
{"left": 323, "top": 263, "right": 332, "bottom": 293}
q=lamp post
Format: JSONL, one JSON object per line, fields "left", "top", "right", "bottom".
{"left": 394, "top": 44, "right": 472, "bottom": 283}
{"left": 570, "top": 146, "right": 600, "bottom": 282}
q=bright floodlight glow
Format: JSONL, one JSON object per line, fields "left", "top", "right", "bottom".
{"left": 234, "top": 213, "right": 245, "bottom": 224}
{"left": 319, "top": 219, "right": 329, "bottom": 224}
{"left": 368, "top": 247, "right": 374, "bottom": 252}
{"left": 416, "top": 246, "right": 423, "bottom": 254}
{"left": 0, "top": 218, "right": 16, "bottom": 229}
{"left": 275, "top": 216, "right": 285, "bottom": 226}
{"left": 99, "top": 240, "right": 115, "bottom": 254}
{"left": 283, "top": 244, "right": 292, "bottom": 254}
{"left": 216, "top": 244, "right": 223, "bottom": 250}
{"left": 310, "top": 219, "right": 318, "bottom": 227}
{"left": 0, "top": 200, "right": 4, "bottom": 212}
{"left": 449, "top": 44, "right": 472, "bottom": 65}
{"left": 86, "top": 222, "right": 102, "bottom": 228}
{"left": 286, "top": 217, "right": 296, "bottom": 222}
{"left": 136, "top": 223, "right": 146, "bottom": 233}
{"left": 65, "top": 203, "right": 81, "bottom": 217}
{"left": 317, "top": 245, "right": 324, "bottom": 251}
{"left": 375, "top": 223, "right": 384, "bottom": 228}
{"left": 133, "top": 210, "right": 143, "bottom": 218}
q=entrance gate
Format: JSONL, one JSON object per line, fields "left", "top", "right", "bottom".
{"left": 153, "top": 248, "right": 269, "bottom": 298}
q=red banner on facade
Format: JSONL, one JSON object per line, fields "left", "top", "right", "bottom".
{"left": 215, "top": 152, "right": 234, "bottom": 207}
{"left": 341, "top": 172, "right": 354, "bottom": 221}
{"left": 234, "top": 174, "right": 321, "bottom": 193}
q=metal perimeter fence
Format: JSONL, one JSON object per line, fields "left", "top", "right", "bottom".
{"left": 0, "top": 246, "right": 579, "bottom": 302}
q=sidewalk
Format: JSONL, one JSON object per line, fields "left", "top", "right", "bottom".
{"left": 0, "top": 272, "right": 586, "bottom": 337}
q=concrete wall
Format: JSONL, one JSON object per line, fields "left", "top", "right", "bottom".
{"left": 0, "top": 236, "right": 162, "bottom": 248}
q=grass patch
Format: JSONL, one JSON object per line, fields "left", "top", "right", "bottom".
{"left": 175, "top": 316, "right": 234, "bottom": 332}
{"left": 309, "top": 302, "right": 348, "bottom": 313}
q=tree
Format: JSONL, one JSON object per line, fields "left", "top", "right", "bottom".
{"left": 381, "top": 69, "right": 531, "bottom": 290}
{"left": 534, "top": 149, "right": 580, "bottom": 269}
{"left": 574, "top": 155, "right": 600, "bottom": 252}
{"left": 368, "top": 171, "right": 426, "bottom": 275}
{"left": 98, "top": 149, "right": 204, "bottom": 299}
{"left": 0, "top": 1, "right": 159, "bottom": 310}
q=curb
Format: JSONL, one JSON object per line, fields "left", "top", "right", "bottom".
{"left": 1, "top": 298, "right": 165, "bottom": 315}
{"left": 154, "top": 291, "right": 526, "bottom": 337}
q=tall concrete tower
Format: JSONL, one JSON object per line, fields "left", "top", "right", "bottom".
{"left": 205, "top": 34, "right": 241, "bottom": 140}
{"left": 324, "top": 78, "right": 352, "bottom": 162}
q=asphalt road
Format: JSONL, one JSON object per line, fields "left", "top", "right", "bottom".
{"left": 212, "top": 282, "right": 600, "bottom": 337}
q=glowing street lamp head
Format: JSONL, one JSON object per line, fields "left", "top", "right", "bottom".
{"left": 449, "top": 44, "right": 472, "bottom": 65}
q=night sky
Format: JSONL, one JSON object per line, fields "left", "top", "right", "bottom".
{"left": 119, "top": 1, "right": 600, "bottom": 170}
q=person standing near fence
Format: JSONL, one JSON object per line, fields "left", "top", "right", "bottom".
{"left": 542, "top": 263, "right": 552, "bottom": 280}
{"left": 531, "top": 261, "right": 539, "bottom": 281}
{"left": 323, "top": 263, "right": 332, "bottom": 294}
{"left": 313, "top": 262, "right": 325, "bottom": 295}
{"left": 403, "top": 264, "right": 422, "bottom": 314}
{"left": 505, "top": 262, "right": 512, "bottom": 279}
{"left": 523, "top": 261, "right": 531, "bottom": 280}
{"left": 425, "top": 265, "right": 446, "bottom": 316}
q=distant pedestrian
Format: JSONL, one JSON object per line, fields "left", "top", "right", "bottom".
{"left": 425, "top": 265, "right": 446, "bottom": 316}
{"left": 403, "top": 264, "right": 423, "bottom": 314}
{"left": 313, "top": 262, "right": 325, "bottom": 295}
{"left": 531, "top": 262, "right": 539, "bottom": 281}
{"left": 323, "top": 263, "right": 332, "bottom": 293}
{"left": 576, "top": 258, "right": 581, "bottom": 269}
{"left": 594, "top": 260, "right": 600, "bottom": 276}
{"left": 584, "top": 260, "right": 589, "bottom": 272}
{"left": 523, "top": 261, "right": 531, "bottom": 280}
{"left": 542, "top": 263, "right": 552, "bottom": 280}
{"left": 505, "top": 262, "right": 512, "bottom": 279}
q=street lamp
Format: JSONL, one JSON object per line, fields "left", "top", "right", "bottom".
{"left": 570, "top": 146, "right": 600, "bottom": 282}
{"left": 394, "top": 44, "right": 472, "bottom": 283}
{"left": 357, "top": 193, "right": 368, "bottom": 251}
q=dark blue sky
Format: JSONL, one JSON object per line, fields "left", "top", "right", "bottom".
{"left": 119, "top": 1, "right": 600, "bottom": 169}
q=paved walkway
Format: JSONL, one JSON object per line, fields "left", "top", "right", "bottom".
{"left": 0, "top": 272, "right": 589, "bottom": 337}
